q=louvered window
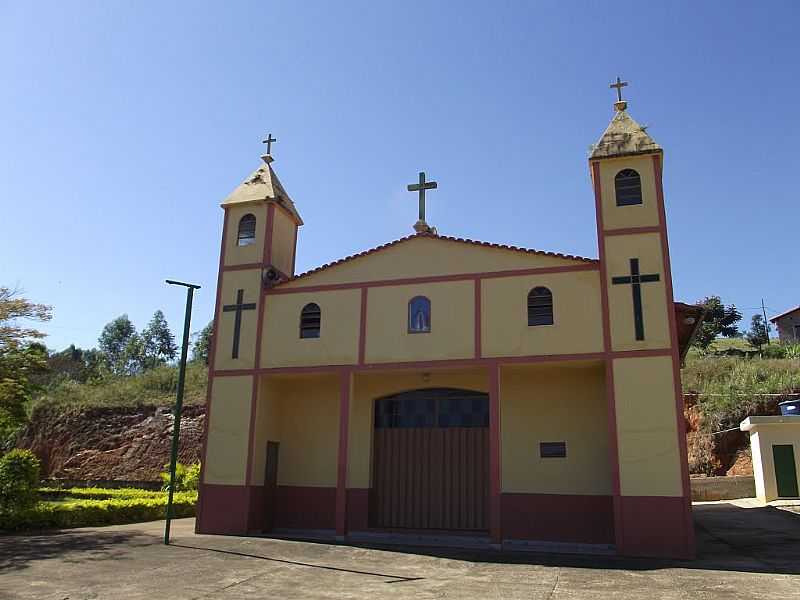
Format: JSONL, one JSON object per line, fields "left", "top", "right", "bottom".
{"left": 237, "top": 214, "right": 257, "bottom": 246}
{"left": 615, "top": 169, "right": 642, "bottom": 206}
{"left": 300, "top": 303, "right": 321, "bottom": 338}
{"left": 527, "top": 287, "right": 554, "bottom": 326}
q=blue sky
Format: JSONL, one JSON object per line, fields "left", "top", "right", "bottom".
{"left": 2, "top": 1, "right": 798, "bottom": 351}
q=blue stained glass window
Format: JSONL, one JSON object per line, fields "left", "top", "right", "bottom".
{"left": 408, "top": 296, "right": 431, "bottom": 333}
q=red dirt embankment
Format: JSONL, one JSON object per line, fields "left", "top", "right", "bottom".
{"left": 18, "top": 405, "right": 205, "bottom": 481}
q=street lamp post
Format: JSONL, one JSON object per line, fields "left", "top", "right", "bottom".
{"left": 164, "top": 279, "right": 201, "bottom": 545}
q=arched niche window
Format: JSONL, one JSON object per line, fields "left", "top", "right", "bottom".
{"left": 615, "top": 169, "right": 642, "bottom": 206}
{"left": 237, "top": 214, "right": 257, "bottom": 246}
{"left": 408, "top": 296, "right": 431, "bottom": 333}
{"left": 528, "top": 287, "right": 553, "bottom": 326}
{"left": 299, "top": 303, "right": 321, "bottom": 338}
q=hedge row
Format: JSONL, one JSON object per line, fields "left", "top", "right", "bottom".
{"left": 0, "top": 492, "right": 197, "bottom": 532}
{"left": 37, "top": 487, "right": 165, "bottom": 501}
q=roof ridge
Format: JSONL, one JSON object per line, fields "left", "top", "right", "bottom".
{"left": 280, "top": 232, "right": 597, "bottom": 285}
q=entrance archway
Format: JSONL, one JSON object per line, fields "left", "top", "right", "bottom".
{"left": 371, "top": 388, "right": 489, "bottom": 531}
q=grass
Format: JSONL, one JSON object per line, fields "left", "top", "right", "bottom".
{"left": 31, "top": 362, "right": 208, "bottom": 411}
{"left": 682, "top": 355, "right": 800, "bottom": 431}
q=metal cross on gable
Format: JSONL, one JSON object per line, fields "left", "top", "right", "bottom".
{"left": 262, "top": 133, "right": 277, "bottom": 155}
{"left": 611, "top": 258, "right": 660, "bottom": 341}
{"left": 222, "top": 289, "right": 256, "bottom": 359}
{"left": 610, "top": 76, "right": 628, "bottom": 102}
{"left": 407, "top": 171, "right": 438, "bottom": 222}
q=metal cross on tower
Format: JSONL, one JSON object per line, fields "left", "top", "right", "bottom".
{"left": 610, "top": 77, "right": 628, "bottom": 102}
{"left": 262, "top": 133, "right": 277, "bottom": 155}
{"left": 407, "top": 171, "right": 438, "bottom": 223}
{"left": 222, "top": 289, "right": 256, "bottom": 359}
{"left": 611, "top": 258, "right": 660, "bottom": 341}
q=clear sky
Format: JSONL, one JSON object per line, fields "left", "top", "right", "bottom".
{"left": 2, "top": 1, "right": 798, "bottom": 351}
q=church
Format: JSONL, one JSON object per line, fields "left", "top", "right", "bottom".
{"left": 196, "top": 82, "right": 703, "bottom": 559}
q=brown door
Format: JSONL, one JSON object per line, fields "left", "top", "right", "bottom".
{"left": 263, "top": 441, "right": 280, "bottom": 532}
{"left": 371, "top": 389, "right": 489, "bottom": 531}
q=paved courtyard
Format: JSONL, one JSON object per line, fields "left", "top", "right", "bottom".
{"left": 1, "top": 501, "right": 799, "bottom": 599}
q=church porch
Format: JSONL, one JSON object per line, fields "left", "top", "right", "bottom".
{"left": 199, "top": 360, "right": 616, "bottom": 549}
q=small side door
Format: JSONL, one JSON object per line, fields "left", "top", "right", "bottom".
{"left": 772, "top": 444, "right": 799, "bottom": 498}
{"left": 263, "top": 441, "right": 280, "bottom": 531}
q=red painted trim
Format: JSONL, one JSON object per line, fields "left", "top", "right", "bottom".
{"left": 197, "top": 208, "right": 230, "bottom": 531}
{"left": 243, "top": 203, "right": 276, "bottom": 488}
{"left": 591, "top": 160, "right": 625, "bottom": 552}
{"left": 488, "top": 362, "right": 501, "bottom": 544}
{"left": 222, "top": 262, "right": 263, "bottom": 272}
{"left": 358, "top": 288, "right": 368, "bottom": 365}
{"left": 335, "top": 371, "right": 351, "bottom": 536}
{"left": 211, "top": 348, "right": 671, "bottom": 378}
{"left": 618, "top": 495, "right": 694, "bottom": 559}
{"left": 290, "top": 224, "right": 298, "bottom": 276}
{"left": 197, "top": 483, "right": 251, "bottom": 534}
{"left": 274, "top": 485, "right": 336, "bottom": 530}
{"left": 266, "top": 263, "right": 599, "bottom": 295}
{"left": 652, "top": 154, "right": 695, "bottom": 555}
{"left": 603, "top": 225, "right": 662, "bottom": 237}
{"left": 474, "top": 279, "right": 482, "bottom": 359}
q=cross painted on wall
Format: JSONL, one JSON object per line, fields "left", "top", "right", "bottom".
{"left": 611, "top": 258, "right": 660, "bottom": 341}
{"left": 222, "top": 289, "right": 256, "bottom": 359}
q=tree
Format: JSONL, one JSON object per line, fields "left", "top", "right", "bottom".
{"left": 746, "top": 314, "right": 770, "bottom": 350}
{"left": 191, "top": 321, "right": 213, "bottom": 365}
{"left": 692, "top": 296, "right": 743, "bottom": 352}
{"left": 0, "top": 287, "right": 51, "bottom": 436}
{"left": 41, "top": 344, "right": 105, "bottom": 385}
{"left": 98, "top": 315, "right": 136, "bottom": 375}
{"left": 140, "top": 310, "right": 177, "bottom": 369}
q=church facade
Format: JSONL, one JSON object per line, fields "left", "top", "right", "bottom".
{"left": 196, "top": 90, "right": 701, "bottom": 559}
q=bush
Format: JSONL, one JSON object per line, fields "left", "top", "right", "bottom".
{"left": 37, "top": 487, "right": 164, "bottom": 501}
{"left": 0, "top": 491, "right": 197, "bottom": 531}
{"left": 160, "top": 462, "right": 200, "bottom": 492}
{"left": 0, "top": 449, "right": 41, "bottom": 513}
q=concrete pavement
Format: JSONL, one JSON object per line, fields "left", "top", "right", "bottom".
{"left": 1, "top": 501, "right": 799, "bottom": 599}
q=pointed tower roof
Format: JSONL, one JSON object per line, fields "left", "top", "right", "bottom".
{"left": 221, "top": 155, "right": 303, "bottom": 225}
{"left": 589, "top": 99, "right": 662, "bottom": 160}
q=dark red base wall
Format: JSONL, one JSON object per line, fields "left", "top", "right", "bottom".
{"left": 618, "top": 495, "right": 694, "bottom": 559}
{"left": 501, "top": 493, "right": 615, "bottom": 544}
{"left": 197, "top": 483, "right": 253, "bottom": 535}
{"left": 346, "top": 488, "right": 369, "bottom": 532}
{"left": 274, "top": 486, "right": 336, "bottom": 530}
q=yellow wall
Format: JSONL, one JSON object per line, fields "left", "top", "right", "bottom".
{"left": 204, "top": 376, "right": 252, "bottom": 485}
{"left": 282, "top": 236, "right": 589, "bottom": 288}
{"left": 613, "top": 356, "right": 682, "bottom": 496}
{"left": 365, "top": 281, "right": 475, "bottom": 363}
{"left": 596, "top": 155, "right": 661, "bottom": 231}
{"left": 272, "top": 374, "right": 340, "bottom": 487}
{"left": 247, "top": 374, "right": 342, "bottom": 487}
{"left": 223, "top": 204, "right": 267, "bottom": 266}
{"left": 500, "top": 362, "right": 612, "bottom": 495}
{"left": 605, "top": 233, "right": 671, "bottom": 351}
{"left": 261, "top": 289, "right": 361, "bottom": 367}
{"left": 482, "top": 270, "right": 604, "bottom": 358}
{"left": 215, "top": 269, "right": 262, "bottom": 371}
{"left": 271, "top": 206, "right": 296, "bottom": 276}
{"left": 249, "top": 377, "right": 281, "bottom": 486}
{"left": 348, "top": 369, "right": 490, "bottom": 488}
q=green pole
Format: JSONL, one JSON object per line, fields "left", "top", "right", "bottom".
{"left": 164, "top": 279, "right": 200, "bottom": 545}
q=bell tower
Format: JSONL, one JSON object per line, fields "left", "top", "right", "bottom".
{"left": 590, "top": 80, "right": 694, "bottom": 558}
{"left": 197, "top": 137, "right": 302, "bottom": 535}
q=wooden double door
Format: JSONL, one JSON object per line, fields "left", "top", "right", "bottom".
{"left": 371, "top": 388, "right": 490, "bottom": 531}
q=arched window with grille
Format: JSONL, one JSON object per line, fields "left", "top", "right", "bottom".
{"left": 300, "top": 303, "right": 321, "bottom": 338}
{"left": 527, "top": 287, "right": 553, "bottom": 326}
{"left": 237, "top": 214, "right": 257, "bottom": 246}
{"left": 408, "top": 296, "right": 431, "bottom": 333}
{"left": 614, "top": 169, "right": 642, "bottom": 206}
